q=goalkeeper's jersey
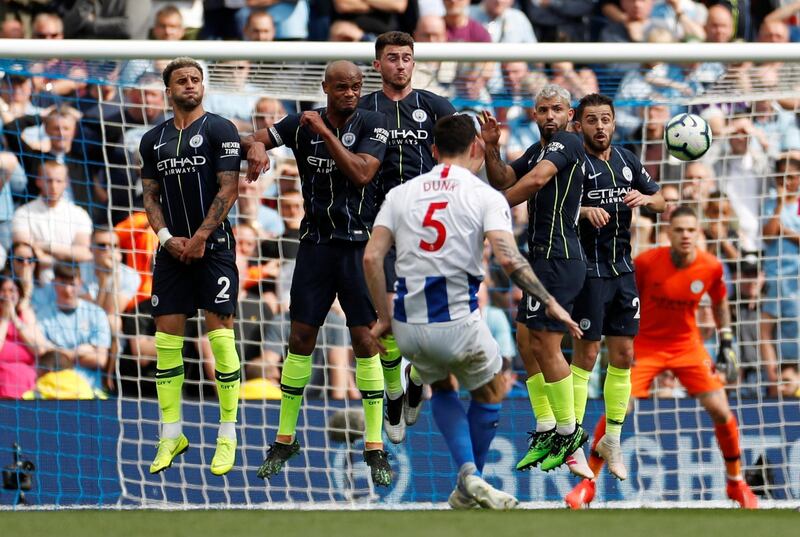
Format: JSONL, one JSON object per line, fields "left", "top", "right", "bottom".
{"left": 635, "top": 246, "right": 726, "bottom": 348}
{"left": 374, "top": 163, "right": 512, "bottom": 324}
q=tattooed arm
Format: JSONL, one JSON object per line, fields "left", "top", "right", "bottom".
{"left": 180, "top": 170, "right": 239, "bottom": 263}
{"left": 142, "top": 177, "right": 185, "bottom": 260}
{"left": 486, "top": 230, "right": 583, "bottom": 338}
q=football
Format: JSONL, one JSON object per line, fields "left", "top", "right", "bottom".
{"left": 664, "top": 113, "right": 712, "bottom": 161}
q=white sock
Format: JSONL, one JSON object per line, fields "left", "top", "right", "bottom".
{"left": 556, "top": 421, "right": 577, "bottom": 435}
{"left": 161, "top": 421, "right": 182, "bottom": 439}
{"left": 536, "top": 420, "right": 556, "bottom": 432}
{"left": 218, "top": 421, "right": 236, "bottom": 440}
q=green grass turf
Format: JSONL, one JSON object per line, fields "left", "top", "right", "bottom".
{"left": 1, "top": 509, "right": 797, "bottom": 537}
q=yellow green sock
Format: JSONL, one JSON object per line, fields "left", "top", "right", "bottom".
{"left": 356, "top": 354, "right": 384, "bottom": 444}
{"left": 605, "top": 365, "right": 631, "bottom": 436}
{"left": 571, "top": 364, "right": 592, "bottom": 425}
{"left": 209, "top": 328, "right": 241, "bottom": 425}
{"left": 409, "top": 365, "right": 422, "bottom": 385}
{"left": 526, "top": 373, "right": 555, "bottom": 429}
{"left": 277, "top": 352, "right": 312, "bottom": 438}
{"left": 379, "top": 334, "right": 403, "bottom": 398}
{"left": 155, "top": 331, "right": 185, "bottom": 425}
{"left": 545, "top": 374, "right": 576, "bottom": 432}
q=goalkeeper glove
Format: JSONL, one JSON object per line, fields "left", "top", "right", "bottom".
{"left": 716, "top": 327, "right": 739, "bottom": 384}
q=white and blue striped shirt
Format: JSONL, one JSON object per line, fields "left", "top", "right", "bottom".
{"left": 374, "top": 164, "right": 512, "bottom": 324}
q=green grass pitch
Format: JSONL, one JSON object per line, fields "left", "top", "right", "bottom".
{"left": 2, "top": 509, "right": 797, "bottom": 537}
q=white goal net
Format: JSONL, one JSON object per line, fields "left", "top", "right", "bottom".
{"left": 0, "top": 41, "right": 798, "bottom": 508}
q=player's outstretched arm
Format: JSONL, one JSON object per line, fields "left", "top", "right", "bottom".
{"left": 180, "top": 170, "right": 239, "bottom": 263}
{"left": 301, "top": 111, "right": 380, "bottom": 187}
{"left": 363, "top": 225, "right": 395, "bottom": 351}
{"left": 502, "top": 160, "right": 558, "bottom": 207}
{"left": 479, "top": 111, "right": 517, "bottom": 190}
{"left": 142, "top": 177, "right": 185, "bottom": 259}
{"left": 486, "top": 229, "right": 583, "bottom": 338}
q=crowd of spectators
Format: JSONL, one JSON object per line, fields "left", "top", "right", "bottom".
{"left": 1, "top": 0, "right": 800, "bottom": 402}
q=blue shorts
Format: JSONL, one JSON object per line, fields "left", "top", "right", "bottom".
{"left": 516, "top": 258, "right": 586, "bottom": 333}
{"left": 384, "top": 245, "right": 398, "bottom": 290}
{"left": 151, "top": 246, "right": 238, "bottom": 317}
{"left": 571, "top": 272, "right": 640, "bottom": 341}
{"left": 289, "top": 240, "right": 376, "bottom": 328}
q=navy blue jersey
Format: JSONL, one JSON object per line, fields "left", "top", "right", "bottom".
{"left": 359, "top": 89, "right": 455, "bottom": 199}
{"left": 139, "top": 112, "right": 241, "bottom": 249}
{"left": 510, "top": 131, "right": 586, "bottom": 260}
{"left": 268, "top": 108, "right": 388, "bottom": 243}
{"left": 580, "top": 146, "right": 660, "bottom": 277}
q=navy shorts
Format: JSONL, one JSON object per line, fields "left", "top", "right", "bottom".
{"left": 571, "top": 272, "right": 640, "bottom": 341}
{"left": 290, "top": 240, "right": 376, "bottom": 327}
{"left": 516, "top": 257, "right": 586, "bottom": 332}
{"left": 151, "top": 246, "right": 238, "bottom": 317}
{"left": 384, "top": 245, "right": 398, "bottom": 291}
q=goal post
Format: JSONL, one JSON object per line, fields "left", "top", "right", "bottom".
{"left": 0, "top": 41, "right": 798, "bottom": 508}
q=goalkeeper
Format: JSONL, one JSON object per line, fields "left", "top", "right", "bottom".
{"left": 567, "top": 206, "right": 758, "bottom": 509}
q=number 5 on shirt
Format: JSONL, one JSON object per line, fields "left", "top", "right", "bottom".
{"left": 419, "top": 202, "right": 448, "bottom": 252}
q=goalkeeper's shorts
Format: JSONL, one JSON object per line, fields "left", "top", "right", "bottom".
{"left": 631, "top": 341, "right": 723, "bottom": 398}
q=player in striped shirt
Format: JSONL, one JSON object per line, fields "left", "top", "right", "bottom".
{"left": 364, "top": 114, "right": 581, "bottom": 509}
{"left": 359, "top": 31, "right": 456, "bottom": 442}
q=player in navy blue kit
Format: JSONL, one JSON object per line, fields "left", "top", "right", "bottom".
{"left": 565, "top": 93, "right": 665, "bottom": 508}
{"left": 359, "top": 31, "right": 456, "bottom": 443}
{"left": 481, "top": 84, "right": 591, "bottom": 476}
{"left": 244, "top": 60, "right": 392, "bottom": 486}
{"left": 140, "top": 57, "right": 242, "bottom": 476}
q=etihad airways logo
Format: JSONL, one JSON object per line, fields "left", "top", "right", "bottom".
{"left": 157, "top": 155, "right": 207, "bottom": 175}
{"left": 307, "top": 155, "right": 336, "bottom": 174}
{"left": 388, "top": 129, "right": 429, "bottom": 146}
{"left": 587, "top": 186, "right": 631, "bottom": 205}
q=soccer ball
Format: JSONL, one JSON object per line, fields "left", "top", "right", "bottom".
{"left": 664, "top": 113, "right": 712, "bottom": 161}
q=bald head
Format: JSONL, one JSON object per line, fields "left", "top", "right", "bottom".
{"left": 323, "top": 61, "right": 364, "bottom": 115}
{"left": 324, "top": 60, "right": 363, "bottom": 83}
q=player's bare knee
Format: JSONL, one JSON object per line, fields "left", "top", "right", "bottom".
{"left": 698, "top": 390, "right": 731, "bottom": 423}
{"left": 573, "top": 339, "right": 600, "bottom": 371}
{"left": 349, "top": 325, "right": 378, "bottom": 357}
{"left": 471, "top": 373, "right": 504, "bottom": 404}
{"left": 431, "top": 375, "right": 458, "bottom": 392}
{"left": 206, "top": 310, "right": 235, "bottom": 330}
{"left": 288, "top": 324, "right": 319, "bottom": 355}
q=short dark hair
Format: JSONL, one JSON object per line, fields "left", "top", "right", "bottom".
{"left": 775, "top": 154, "right": 800, "bottom": 173}
{"left": 575, "top": 93, "right": 615, "bottom": 121}
{"left": 53, "top": 262, "right": 79, "bottom": 281}
{"left": 433, "top": 114, "right": 476, "bottom": 157}
{"left": 162, "top": 56, "right": 203, "bottom": 87}
{"left": 375, "top": 31, "right": 414, "bottom": 59}
{"left": 670, "top": 205, "right": 697, "bottom": 222}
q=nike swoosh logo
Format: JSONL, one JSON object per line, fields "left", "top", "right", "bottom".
{"left": 218, "top": 373, "right": 238, "bottom": 381}
{"left": 310, "top": 140, "right": 325, "bottom": 145}
{"left": 588, "top": 172, "right": 602, "bottom": 179}
{"left": 214, "top": 297, "right": 228, "bottom": 304}
{"left": 154, "top": 142, "right": 168, "bottom": 150}
{"left": 154, "top": 372, "right": 170, "bottom": 378}
{"left": 219, "top": 154, "right": 239, "bottom": 158}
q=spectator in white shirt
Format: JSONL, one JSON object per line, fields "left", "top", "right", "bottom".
{"left": 11, "top": 160, "right": 93, "bottom": 273}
